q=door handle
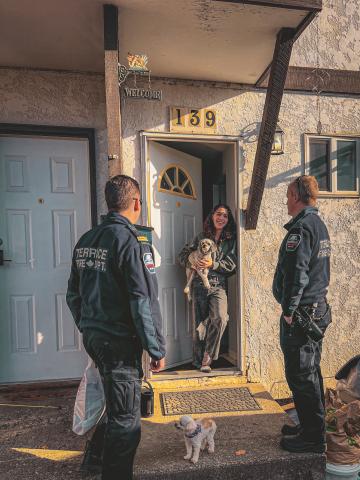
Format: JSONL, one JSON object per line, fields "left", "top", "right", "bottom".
{"left": 0, "top": 250, "right": 12, "bottom": 266}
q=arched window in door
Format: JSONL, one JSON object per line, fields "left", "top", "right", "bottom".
{"left": 158, "top": 164, "right": 196, "bottom": 199}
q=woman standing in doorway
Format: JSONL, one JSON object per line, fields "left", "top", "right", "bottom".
{"left": 178, "top": 204, "right": 237, "bottom": 372}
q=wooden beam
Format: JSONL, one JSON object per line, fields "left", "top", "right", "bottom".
{"left": 257, "top": 66, "right": 360, "bottom": 96}
{"left": 214, "top": 0, "right": 322, "bottom": 11}
{"left": 245, "top": 28, "right": 295, "bottom": 230}
{"left": 256, "top": 11, "right": 318, "bottom": 87}
{"left": 103, "top": 4, "right": 122, "bottom": 177}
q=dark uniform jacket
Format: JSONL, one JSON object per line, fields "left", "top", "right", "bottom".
{"left": 272, "top": 207, "right": 331, "bottom": 317}
{"left": 66, "top": 212, "right": 166, "bottom": 361}
{"left": 178, "top": 232, "right": 237, "bottom": 279}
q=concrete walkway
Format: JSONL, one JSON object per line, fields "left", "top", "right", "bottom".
{"left": 135, "top": 376, "right": 326, "bottom": 479}
{"left": 0, "top": 378, "right": 326, "bottom": 479}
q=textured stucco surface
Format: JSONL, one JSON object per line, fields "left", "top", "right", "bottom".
{"left": 120, "top": 77, "right": 360, "bottom": 397}
{"left": 0, "top": 68, "right": 108, "bottom": 213}
{"left": 291, "top": 0, "right": 360, "bottom": 70}
{"left": 1, "top": 1, "right": 360, "bottom": 396}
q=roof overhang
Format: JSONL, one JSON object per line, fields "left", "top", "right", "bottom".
{"left": 1, "top": 0, "right": 321, "bottom": 85}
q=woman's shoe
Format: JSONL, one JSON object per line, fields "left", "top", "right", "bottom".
{"left": 200, "top": 365, "right": 211, "bottom": 373}
{"left": 200, "top": 353, "right": 212, "bottom": 373}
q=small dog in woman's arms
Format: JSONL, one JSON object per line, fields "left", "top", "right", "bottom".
{"left": 184, "top": 238, "right": 217, "bottom": 302}
{"left": 175, "top": 415, "right": 217, "bottom": 464}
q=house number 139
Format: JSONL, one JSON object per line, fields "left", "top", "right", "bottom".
{"left": 170, "top": 107, "right": 217, "bottom": 133}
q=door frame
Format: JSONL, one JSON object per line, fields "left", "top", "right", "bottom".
{"left": 0, "top": 123, "right": 97, "bottom": 226}
{"left": 140, "top": 131, "right": 246, "bottom": 376}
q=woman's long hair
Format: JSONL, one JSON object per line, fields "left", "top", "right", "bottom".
{"left": 203, "top": 204, "right": 236, "bottom": 241}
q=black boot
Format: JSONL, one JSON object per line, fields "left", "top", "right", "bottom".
{"left": 280, "top": 434, "right": 326, "bottom": 453}
{"left": 80, "top": 440, "right": 103, "bottom": 474}
{"left": 281, "top": 423, "right": 302, "bottom": 436}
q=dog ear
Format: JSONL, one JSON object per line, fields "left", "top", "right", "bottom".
{"left": 211, "top": 241, "right": 217, "bottom": 253}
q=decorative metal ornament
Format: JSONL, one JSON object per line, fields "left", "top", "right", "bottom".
{"left": 118, "top": 52, "right": 163, "bottom": 101}
{"left": 118, "top": 64, "right": 129, "bottom": 85}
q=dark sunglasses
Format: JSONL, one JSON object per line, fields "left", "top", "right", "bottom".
{"left": 295, "top": 176, "right": 304, "bottom": 196}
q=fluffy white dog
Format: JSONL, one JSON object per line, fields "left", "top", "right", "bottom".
{"left": 175, "top": 415, "right": 217, "bottom": 464}
{"left": 184, "top": 238, "right": 217, "bottom": 302}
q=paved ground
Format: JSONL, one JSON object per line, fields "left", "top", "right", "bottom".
{"left": 0, "top": 381, "right": 326, "bottom": 480}
{"left": 0, "top": 385, "right": 91, "bottom": 480}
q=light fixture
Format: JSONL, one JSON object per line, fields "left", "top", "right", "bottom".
{"left": 271, "top": 125, "right": 285, "bottom": 155}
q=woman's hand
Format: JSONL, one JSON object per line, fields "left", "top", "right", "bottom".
{"left": 195, "top": 258, "right": 213, "bottom": 270}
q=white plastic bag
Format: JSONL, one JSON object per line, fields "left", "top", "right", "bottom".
{"left": 72, "top": 357, "right": 106, "bottom": 435}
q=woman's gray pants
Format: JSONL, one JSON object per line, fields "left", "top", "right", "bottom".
{"left": 192, "top": 280, "right": 229, "bottom": 368}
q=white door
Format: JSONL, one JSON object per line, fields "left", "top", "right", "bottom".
{"left": 149, "top": 141, "right": 203, "bottom": 368}
{"left": 0, "top": 136, "right": 91, "bottom": 383}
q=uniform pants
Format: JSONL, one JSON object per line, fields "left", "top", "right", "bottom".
{"left": 192, "top": 281, "right": 229, "bottom": 368}
{"left": 83, "top": 330, "right": 142, "bottom": 480}
{"left": 280, "top": 302, "right": 331, "bottom": 443}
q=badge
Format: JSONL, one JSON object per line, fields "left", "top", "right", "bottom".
{"left": 137, "top": 236, "right": 148, "bottom": 243}
{"left": 286, "top": 233, "right": 301, "bottom": 252}
{"left": 143, "top": 252, "right": 155, "bottom": 274}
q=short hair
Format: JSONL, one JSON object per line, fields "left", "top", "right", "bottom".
{"left": 105, "top": 175, "right": 140, "bottom": 211}
{"left": 291, "top": 175, "right": 319, "bottom": 206}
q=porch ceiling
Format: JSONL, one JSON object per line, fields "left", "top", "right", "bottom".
{"left": 1, "top": 0, "right": 320, "bottom": 84}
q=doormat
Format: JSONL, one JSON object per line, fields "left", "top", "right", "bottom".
{"left": 160, "top": 387, "right": 261, "bottom": 416}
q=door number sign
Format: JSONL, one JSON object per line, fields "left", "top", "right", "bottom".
{"left": 170, "top": 107, "right": 217, "bottom": 134}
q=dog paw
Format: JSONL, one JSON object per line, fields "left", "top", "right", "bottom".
{"left": 208, "top": 448, "right": 215, "bottom": 454}
{"left": 184, "top": 455, "right": 192, "bottom": 460}
{"left": 191, "top": 458, "right": 198, "bottom": 464}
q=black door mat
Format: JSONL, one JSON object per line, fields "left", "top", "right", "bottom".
{"left": 160, "top": 387, "right": 261, "bottom": 416}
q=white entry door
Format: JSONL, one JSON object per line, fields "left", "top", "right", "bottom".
{"left": 0, "top": 136, "right": 91, "bottom": 383}
{"left": 149, "top": 141, "right": 203, "bottom": 368}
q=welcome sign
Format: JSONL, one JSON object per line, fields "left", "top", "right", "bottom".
{"left": 123, "top": 87, "right": 162, "bottom": 101}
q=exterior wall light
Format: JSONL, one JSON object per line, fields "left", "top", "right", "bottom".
{"left": 271, "top": 125, "right": 285, "bottom": 155}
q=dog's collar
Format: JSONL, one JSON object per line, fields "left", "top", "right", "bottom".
{"left": 185, "top": 423, "right": 202, "bottom": 438}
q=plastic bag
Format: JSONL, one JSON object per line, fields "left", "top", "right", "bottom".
{"left": 72, "top": 358, "right": 106, "bottom": 435}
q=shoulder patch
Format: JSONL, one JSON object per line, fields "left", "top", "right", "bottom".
{"left": 286, "top": 233, "right": 302, "bottom": 252}
{"left": 143, "top": 252, "right": 155, "bottom": 274}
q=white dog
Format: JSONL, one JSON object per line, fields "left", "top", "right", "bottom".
{"left": 175, "top": 415, "right": 217, "bottom": 464}
{"left": 184, "top": 238, "right": 217, "bottom": 302}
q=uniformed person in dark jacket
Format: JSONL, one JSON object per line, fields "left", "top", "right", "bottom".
{"left": 273, "top": 175, "right": 331, "bottom": 454}
{"left": 66, "top": 175, "right": 166, "bottom": 480}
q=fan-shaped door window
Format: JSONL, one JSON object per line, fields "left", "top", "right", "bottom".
{"left": 158, "top": 164, "right": 196, "bottom": 199}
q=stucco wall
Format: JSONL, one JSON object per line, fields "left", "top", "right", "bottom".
{"left": 292, "top": 0, "right": 360, "bottom": 69}
{"left": 0, "top": 68, "right": 108, "bottom": 213}
{"left": 1, "top": 4, "right": 360, "bottom": 397}
{"left": 120, "top": 78, "right": 360, "bottom": 396}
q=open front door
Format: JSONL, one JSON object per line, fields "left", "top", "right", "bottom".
{"left": 149, "top": 141, "right": 202, "bottom": 368}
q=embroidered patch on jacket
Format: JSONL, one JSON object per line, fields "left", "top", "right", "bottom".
{"left": 318, "top": 239, "right": 331, "bottom": 258}
{"left": 137, "top": 235, "right": 148, "bottom": 243}
{"left": 143, "top": 252, "right": 155, "bottom": 274}
{"left": 286, "top": 233, "right": 301, "bottom": 252}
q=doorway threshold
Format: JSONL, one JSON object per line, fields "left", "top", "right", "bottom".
{"left": 150, "top": 367, "right": 242, "bottom": 382}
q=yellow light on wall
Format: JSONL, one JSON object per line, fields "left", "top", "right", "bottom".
{"left": 271, "top": 125, "right": 285, "bottom": 155}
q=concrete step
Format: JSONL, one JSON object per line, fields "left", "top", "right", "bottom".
{"left": 134, "top": 381, "right": 326, "bottom": 479}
